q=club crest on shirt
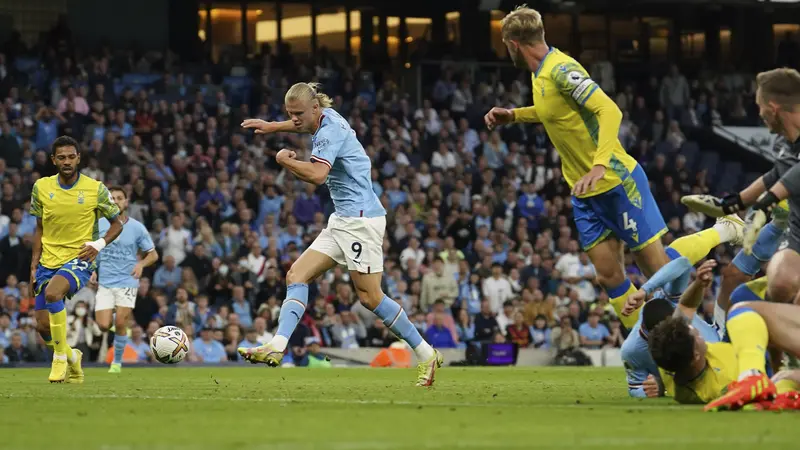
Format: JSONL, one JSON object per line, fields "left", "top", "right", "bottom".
{"left": 77, "top": 190, "right": 85, "bottom": 204}
{"left": 49, "top": 192, "right": 54, "bottom": 200}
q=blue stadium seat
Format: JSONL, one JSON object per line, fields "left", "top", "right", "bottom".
{"left": 14, "top": 57, "right": 40, "bottom": 73}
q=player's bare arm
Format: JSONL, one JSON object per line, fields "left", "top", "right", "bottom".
{"left": 241, "top": 119, "right": 301, "bottom": 134}
{"left": 572, "top": 88, "right": 623, "bottom": 197}
{"left": 29, "top": 218, "right": 43, "bottom": 298}
{"left": 132, "top": 249, "right": 159, "bottom": 279}
{"left": 276, "top": 149, "right": 330, "bottom": 185}
{"left": 674, "top": 259, "right": 716, "bottom": 319}
{"left": 78, "top": 215, "right": 123, "bottom": 262}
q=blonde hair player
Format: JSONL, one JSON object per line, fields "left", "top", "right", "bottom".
{"left": 239, "top": 82, "right": 443, "bottom": 386}
{"left": 484, "top": 5, "right": 743, "bottom": 329}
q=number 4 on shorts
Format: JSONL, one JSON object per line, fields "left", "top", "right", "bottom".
{"left": 623, "top": 212, "right": 638, "bottom": 232}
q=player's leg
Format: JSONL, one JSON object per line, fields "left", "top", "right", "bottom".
{"left": 240, "top": 234, "right": 339, "bottom": 366}
{"left": 705, "top": 300, "right": 800, "bottom": 411}
{"left": 108, "top": 288, "right": 136, "bottom": 373}
{"left": 344, "top": 215, "right": 442, "bottom": 386}
{"left": 572, "top": 194, "right": 639, "bottom": 328}
{"left": 94, "top": 285, "right": 115, "bottom": 331}
{"left": 42, "top": 274, "right": 77, "bottom": 383}
{"left": 766, "top": 246, "right": 800, "bottom": 305}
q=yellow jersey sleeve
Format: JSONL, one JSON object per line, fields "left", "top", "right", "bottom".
{"left": 30, "top": 181, "right": 43, "bottom": 218}
{"left": 551, "top": 62, "right": 622, "bottom": 169}
{"left": 512, "top": 106, "right": 540, "bottom": 123}
{"left": 96, "top": 183, "right": 120, "bottom": 220}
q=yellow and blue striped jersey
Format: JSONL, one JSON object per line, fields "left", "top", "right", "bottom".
{"left": 659, "top": 342, "right": 738, "bottom": 404}
{"left": 29, "top": 174, "right": 120, "bottom": 269}
{"left": 513, "top": 48, "right": 637, "bottom": 197}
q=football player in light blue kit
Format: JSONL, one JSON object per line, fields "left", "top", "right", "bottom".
{"left": 94, "top": 186, "right": 159, "bottom": 373}
{"left": 620, "top": 258, "right": 721, "bottom": 398}
{"left": 239, "top": 82, "right": 443, "bottom": 386}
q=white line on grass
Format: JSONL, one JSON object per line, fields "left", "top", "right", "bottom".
{"left": 5, "top": 392, "right": 695, "bottom": 411}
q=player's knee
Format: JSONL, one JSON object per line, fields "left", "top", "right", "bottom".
{"left": 285, "top": 265, "right": 309, "bottom": 285}
{"left": 43, "top": 289, "right": 61, "bottom": 304}
{"left": 595, "top": 270, "right": 624, "bottom": 290}
{"left": 768, "top": 276, "right": 799, "bottom": 304}
{"left": 355, "top": 289, "right": 383, "bottom": 309}
{"left": 35, "top": 321, "right": 49, "bottom": 336}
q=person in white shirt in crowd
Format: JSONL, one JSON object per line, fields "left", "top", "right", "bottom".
{"left": 555, "top": 240, "right": 581, "bottom": 280}
{"left": 431, "top": 142, "right": 458, "bottom": 171}
{"left": 239, "top": 240, "right": 270, "bottom": 283}
{"left": 450, "top": 78, "right": 473, "bottom": 119}
{"left": 399, "top": 237, "right": 425, "bottom": 271}
{"left": 158, "top": 213, "right": 193, "bottom": 265}
{"left": 564, "top": 252, "right": 597, "bottom": 304}
{"left": 495, "top": 301, "right": 515, "bottom": 336}
{"left": 420, "top": 258, "right": 459, "bottom": 312}
{"left": 482, "top": 263, "right": 513, "bottom": 313}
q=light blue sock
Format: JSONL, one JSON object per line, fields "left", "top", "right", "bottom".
{"left": 113, "top": 335, "right": 128, "bottom": 364}
{"left": 276, "top": 283, "right": 309, "bottom": 340}
{"left": 373, "top": 295, "right": 423, "bottom": 348}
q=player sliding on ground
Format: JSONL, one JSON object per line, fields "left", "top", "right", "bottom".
{"left": 485, "top": 5, "right": 734, "bottom": 328}
{"left": 94, "top": 186, "right": 158, "bottom": 373}
{"left": 30, "top": 136, "right": 123, "bottom": 383}
{"left": 647, "top": 279, "right": 800, "bottom": 410}
{"left": 239, "top": 83, "right": 443, "bottom": 386}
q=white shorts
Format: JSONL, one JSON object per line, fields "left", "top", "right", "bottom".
{"left": 95, "top": 286, "right": 138, "bottom": 311}
{"left": 309, "top": 214, "right": 386, "bottom": 273}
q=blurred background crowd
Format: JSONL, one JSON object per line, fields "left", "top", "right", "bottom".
{"left": 0, "top": 10, "right": 789, "bottom": 365}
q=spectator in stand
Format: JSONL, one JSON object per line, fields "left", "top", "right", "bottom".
{"left": 551, "top": 316, "right": 580, "bottom": 352}
{"left": 153, "top": 255, "right": 182, "bottom": 296}
{"left": 506, "top": 311, "right": 532, "bottom": 347}
{"left": 4, "top": 331, "right": 35, "bottom": 362}
{"left": 578, "top": 312, "right": 610, "bottom": 350}
{"left": 660, "top": 64, "right": 691, "bottom": 121}
{"left": 129, "top": 326, "right": 153, "bottom": 362}
{"left": 474, "top": 300, "right": 499, "bottom": 342}
{"left": 191, "top": 327, "right": 227, "bottom": 363}
{"left": 482, "top": 263, "right": 513, "bottom": 313}
{"left": 530, "top": 315, "right": 551, "bottom": 349}
{"left": 425, "top": 311, "right": 457, "bottom": 349}
{"left": 420, "top": 258, "right": 458, "bottom": 312}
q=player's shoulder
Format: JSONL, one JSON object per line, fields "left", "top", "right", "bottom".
{"left": 75, "top": 174, "right": 104, "bottom": 191}
{"left": 318, "top": 108, "right": 349, "bottom": 134}
{"left": 33, "top": 175, "right": 58, "bottom": 189}
{"left": 544, "top": 49, "right": 588, "bottom": 80}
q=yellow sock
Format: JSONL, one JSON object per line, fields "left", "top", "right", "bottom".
{"left": 667, "top": 228, "right": 722, "bottom": 265}
{"left": 49, "top": 309, "right": 71, "bottom": 357}
{"left": 776, "top": 379, "right": 798, "bottom": 394}
{"left": 608, "top": 279, "right": 640, "bottom": 329}
{"left": 727, "top": 307, "right": 769, "bottom": 375}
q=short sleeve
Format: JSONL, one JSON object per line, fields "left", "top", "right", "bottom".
{"left": 550, "top": 61, "right": 599, "bottom": 107}
{"left": 96, "top": 183, "right": 120, "bottom": 220}
{"left": 98, "top": 218, "right": 110, "bottom": 238}
{"left": 310, "top": 120, "right": 346, "bottom": 169}
{"left": 29, "top": 182, "right": 42, "bottom": 218}
{"left": 137, "top": 223, "right": 156, "bottom": 252}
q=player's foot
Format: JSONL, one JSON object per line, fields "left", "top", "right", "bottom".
{"left": 416, "top": 349, "right": 444, "bottom": 387}
{"left": 48, "top": 356, "right": 68, "bottom": 383}
{"left": 66, "top": 349, "right": 84, "bottom": 384}
{"left": 717, "top": 214, "right": 745, "bottom": 246}
{"left": 108, "top": 363, "right": 122, "bottom": 374}
{"left": 744, "top": 391, "right": 800, "bottom": 411}
{"left": 681, "top": 194, "right": 727, "bottom": 218}
{"left": 239, "top": 344, "right": 283, "bottom": 367}
{"left": 705, "top": 373, "right": 776, "bottom": 412}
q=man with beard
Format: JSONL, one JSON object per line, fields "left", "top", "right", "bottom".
{"left": 484, "top": 5, "right": 737, "bottom": 329}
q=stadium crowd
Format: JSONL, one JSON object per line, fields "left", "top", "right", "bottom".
{"left": 0, "top": 24, "right": 762, "bottom": 365}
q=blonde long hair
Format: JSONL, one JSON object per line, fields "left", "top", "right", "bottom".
{"left": 285, "top": 82, "right": 333, "bottom": 108}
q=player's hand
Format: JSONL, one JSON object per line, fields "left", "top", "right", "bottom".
{"left": 275, "top": 149, "right": 297, "bottom": 165}
{"left": 622, "top": 289, "right": 647, "bottom": 317}
{"left": 88, "top": 272, "right": 98, "bottom": 290}
{"left": 77, "top": 244, "right": 100, "bottom": 262}
{"left": 131, "top": 263, "right": 144, "bottom": 279}
{"left": 572, "top": 165, "right": 606, "bottom": 196}
{"left": 643, "top": 375, "right": 661, "bottom": 398}
{"left": 695, "top": 259, "right": 717, "bottom": 287}
{"left": 484, "top": 107, "right": 514, "bottom": 130}
{"left": 241, "top": 119, "right": 279, "bottom": 134}
{"left": 743, "top": 209, "right": 768, "bottom": 255}
{"left": 29, "top": 268, "right": 36, "bottom": 298}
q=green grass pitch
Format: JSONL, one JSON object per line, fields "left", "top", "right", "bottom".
{"left": 1, "top": 366, "right": 798, "bottom": 450}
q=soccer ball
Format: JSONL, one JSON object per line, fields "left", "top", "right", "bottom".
{"left": 150, "top": 326, "right": 190, "bottom": 364}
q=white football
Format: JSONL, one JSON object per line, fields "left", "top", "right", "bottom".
{"left": 150, "top": 326, "right": 190, "bottom": 364}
